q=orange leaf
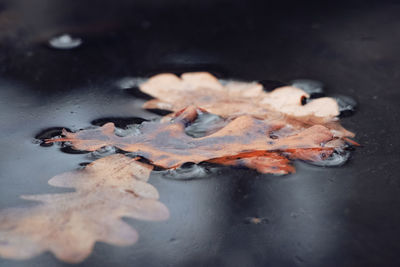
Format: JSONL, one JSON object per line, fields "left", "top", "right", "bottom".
{"left": 49, "top": 106, "right": 344, "bottom": 172}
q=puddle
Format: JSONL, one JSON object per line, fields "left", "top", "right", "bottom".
{"left": 0, "top": 73, "right": 359, "bottom": 264}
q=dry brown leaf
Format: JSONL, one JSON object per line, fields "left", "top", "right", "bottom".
{"left": 140, "top": 72, "right": 344, "bottom": 125}
{"left": 0, "top": 154, "right": 169, "bottom": 263}
{"left": 48, "top": 106, "right": 343, "bottom": 174}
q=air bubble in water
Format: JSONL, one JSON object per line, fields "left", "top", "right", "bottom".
{"left": 185, "top": 112, "right": 227, "bottom": 138}
{"left": 291, "top": 79, "right": 325, "bottom": 97}
{"left": 305, "top": 149, "right": 350, "bottom": 167}
{"left": 114, "top": 125, "right": 142, "bottom": 137}
{"left": 89, "top": 146, "right": 116, "bottom": 159}
{"left": 161, "top": 163, "right": 209, "bottom": 180}
{"left": 48, "top": 34, "right": 82, "bottom": 50}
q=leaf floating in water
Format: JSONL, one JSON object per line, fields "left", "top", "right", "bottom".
{"left": 0, "top": 72, "right": 359, "bottom": 264}
{"left": 48, "top": 106, "right": 346, "bottom": 174}
{"left": 140, "top": 72, "right": 346, "bottom": 126}
{"left": 46, "top": 72, "right": 359, "bottom": 173}
{"left": 0, "top": 154, "right": 169, "bottom": 263}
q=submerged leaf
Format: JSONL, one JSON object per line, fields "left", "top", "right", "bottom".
{"left": 49, "top": 106, "right": 345, "bottom": 174}
{"left": 0, "top": 154, "right": 169, "bottom": 263}
{"left": 46, "top": 73, "right": 358, "bottom": 173}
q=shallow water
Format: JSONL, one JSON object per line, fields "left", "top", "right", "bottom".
{"left": 0, "top": 74, "right": 357, "bottom": 264}
{"left": 0, "top": 71, "right": 360, "bottom": 266}
{"left": 1, "top": 1, "right": 400, "bottom": 266}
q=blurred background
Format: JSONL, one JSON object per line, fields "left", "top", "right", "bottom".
{"left": 0, "top": 0, "right": 399, "bottom": 267}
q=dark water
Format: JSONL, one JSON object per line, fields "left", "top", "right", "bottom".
{"left": 290, "top": 79, "right": 325, "bottom": 97}
{"left": 1, "top": 0, "right": 400, "bottom": 267}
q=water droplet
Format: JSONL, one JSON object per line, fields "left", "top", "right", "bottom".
{"left": 185, "top": 112, "right": 227, "bottom": 138}
{"left": 115, "top": 125, "right": 142, "bottom": 137}
{"left": 332, "top": 95, "right": 357, "bottom": 117}
{"left": 291, "top": 79, "right": 325, "bottom": 97}
{"left": 48, "top": 34, "right": 82, "bottom": 50}
{"left": 305, "top": 149, "right": 350, "bottom": 167}
{"left": 161, "top": 163, "right": 209, "bottom": 180}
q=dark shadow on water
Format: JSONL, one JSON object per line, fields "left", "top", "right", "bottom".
{"left": 91, "top": 117, "right": 148, "bottom": 129}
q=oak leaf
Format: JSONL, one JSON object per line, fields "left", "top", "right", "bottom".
{"left": 49, "top": 106, "right": 342, "bottom": 174}
{"left": 140, "top": 72, "right": 344, "bottom": 126}
{"left": 0, "top": 154, "right": 169, "bottom": 263}
{"left": 0, "top": 72, "right": 358, "bottom": 265}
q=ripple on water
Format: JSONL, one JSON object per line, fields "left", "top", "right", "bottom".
{"left": 303, "top": 149, "right": 351, "bottom": 167}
